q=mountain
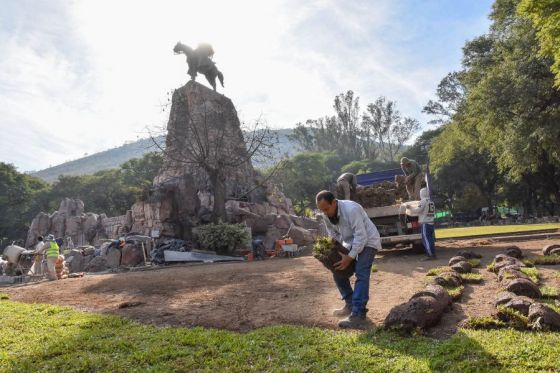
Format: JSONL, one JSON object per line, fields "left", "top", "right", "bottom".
{"left": 31, "top": 130, "right": 299, "bottom": 182}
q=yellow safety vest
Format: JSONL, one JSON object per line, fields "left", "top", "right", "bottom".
{"left": 46, "top": 242, "right": 60, "bottom": 258}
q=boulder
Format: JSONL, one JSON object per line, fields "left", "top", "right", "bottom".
{"left": 291, "top": 215, "right": 320, "bottom": 230}
{"left": 121, "top": 243, "right": 145, "bottom": 267}
{"left": 289, "top": 225, "right": 314, "bottom": 246}
{"left": 448, "top": 256, "right": 468, "bottom": 266}
{"left": 264, "top": 227, "right": 284, "bottom": 250}
{"left": 495, "top": 291, "right": 517, "bottom": 307}
{"left": 503, "top": 246, "right": 523, "bottom": 259}
{"left": 543, "top": 244, "right": 560, "bottom": 256}
{"left": 64, "top": 250, "right": 85, "bottom": 273}
{"left": 505, "top": 278, "right": 542, "bottom": 299}
{"left": 528, "top": 303, "right": 560, "bottom": 331}
{"left": 502, "top": 296, "right": 535, "bottom": 315}
{"left": 105, "top": 247, "right": 121, "bottom": 268}
{"left": 433, "top": 271, "right": 462, "bottom": 288}
{"left": 457, "top": 250, "right": 482, "bottom": 259}
{"left": 274, "top": 214, "right": 292, "bottom": 230}
{"left": 450, "top": 261, "right": 472, "bottom": 273}
{"left": 85, "top": 256, "right": 109, "bottom": 272}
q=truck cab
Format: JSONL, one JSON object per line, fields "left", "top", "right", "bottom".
{"left": 356, "top": 169, "right": 425, "bottom": 251}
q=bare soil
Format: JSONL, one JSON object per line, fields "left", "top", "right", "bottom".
{"left": 4, "top": 238, "right": 559, "bottom": 337}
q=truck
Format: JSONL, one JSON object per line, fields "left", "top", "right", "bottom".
{"left": 356, "top": 168, "right": 427, "bottom": 252}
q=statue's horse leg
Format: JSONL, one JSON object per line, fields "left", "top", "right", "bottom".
{"left": 204, "top": 71, "right": 217, "bottom": 91}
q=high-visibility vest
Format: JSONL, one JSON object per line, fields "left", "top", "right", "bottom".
{"left": 46, "top": 241, "right": 59, "bottom": 258}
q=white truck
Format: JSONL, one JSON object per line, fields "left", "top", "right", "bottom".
{"left": 356, "top": 169, "right": 426, "bottom": 252}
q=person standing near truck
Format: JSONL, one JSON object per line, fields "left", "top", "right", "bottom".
{"left": 406, "top": 187, "right": 436, "bottom": 260}
{"left": 400, "top": 157, "right": 424, "bottom": 200}
{"left": 28, "top": 236, "right": 46, "bottom": 276}
{"left": 316, "top": 190, "right": 381, "bottom": 329}
{"left": 336, "top": 172, "right": 357, "bottom": 201}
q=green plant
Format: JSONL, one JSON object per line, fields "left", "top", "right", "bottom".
{"left": 426, "top": 266, "right": 451, "bottom": 276}
{"left": 446, "top": 286, "right": 465, "bottom": 301}
{"left": 520, "top": 267, "right": 539, "bottom": 284}
{"left": 496, "top": 305, "right": 529, "bottom": 330}
{"left": 540, "top": 286, "right": 560, "bottom": 299}
{"left": 312, "top": 236, "right": 334, "bottom": 261}
{"left": 196, "top": 223, "right": 250, "bottom": 255}
{"left": 486, "top": 260, "right": 496, "bottom": 272}
{"left": 540, "top": 299, "right": 560, "bottom": 313}
{"left": 460, "top": 273, "right": 483, "bottom": 283}
{"left": 461, "top": 316, "right": 507, "bottom": 330}
{"left": 467, "top": 259, "right": 481, "bottom": 268}
{"left": 524, "top": 255, "right": 560, "bottom": 266}
{"left": 371, "top": 264, "right": 378, "bottom": 273}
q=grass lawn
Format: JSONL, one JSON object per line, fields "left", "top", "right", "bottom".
{"left": 1, "top": 300, "right": 559, "bottom": 372}
{"left": 436, "top": 223, "right": 560, "bottom": 239}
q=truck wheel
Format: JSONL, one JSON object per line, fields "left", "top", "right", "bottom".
{"left": 411, "top": 242, "right": 425, "bottom": 254}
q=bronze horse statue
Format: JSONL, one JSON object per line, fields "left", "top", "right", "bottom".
{"left": 173, "top": 42, "right": 224, "bottom": 91}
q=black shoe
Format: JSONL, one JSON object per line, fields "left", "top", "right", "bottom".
{"left": 332, "top": 303, "right": 352, "bottom": 317}
{"left": 338, "top": 314, "right": 367, "bottom": 329}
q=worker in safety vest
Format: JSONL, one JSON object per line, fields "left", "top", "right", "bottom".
{"left": 45, "top": 234, "right": 60, "bottom": 280}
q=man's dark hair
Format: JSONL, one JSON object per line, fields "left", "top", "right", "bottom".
{"left": 316, "top": 190, "right": 336, "bottom": 204}
{"left": 37, "top": 236, "right": 43, "bottom": 241}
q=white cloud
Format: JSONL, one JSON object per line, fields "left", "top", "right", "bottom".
{"left": 0, "top": 0, "right": 491, "bottom": 171}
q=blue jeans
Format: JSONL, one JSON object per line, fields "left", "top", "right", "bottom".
{"left": 422, "top": 223, "right": 436, "bottom": 256}
{"left": 332, "top": 246, "right": 376, "bottom": 316}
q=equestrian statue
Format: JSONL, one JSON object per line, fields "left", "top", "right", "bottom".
{"left": 173, "top": 42, "right": 224, "bottom": 91}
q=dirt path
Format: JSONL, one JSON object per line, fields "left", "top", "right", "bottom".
{"left": 4, "top": 238, "right": 559, "bottom": 337}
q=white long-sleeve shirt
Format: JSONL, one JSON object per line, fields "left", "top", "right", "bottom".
{"left": 322, "top": 200, "right": 381, "bottom": 258}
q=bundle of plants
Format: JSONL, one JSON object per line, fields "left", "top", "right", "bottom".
{"left": 312, "top": 236, "right": 355, "bottom": 278}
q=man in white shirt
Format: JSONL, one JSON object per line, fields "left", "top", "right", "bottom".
{"left": 316, "top": 190, "right": 381, "bottom": 329}
{"left": 28, "top": 236, "right": 46, "bottom": 276}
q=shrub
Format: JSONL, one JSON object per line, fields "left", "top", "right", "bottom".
{"left": 196, "top": 223, "right": 250, "bottom": 255}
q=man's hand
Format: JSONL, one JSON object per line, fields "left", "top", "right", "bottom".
{"left": 334, "top": 252, "right": 354, "bottom": 271}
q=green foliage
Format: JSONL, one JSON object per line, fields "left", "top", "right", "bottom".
{"left": 0, "top": 162, "right": 49, "bottom": 243}
{"left": 461, "top": 273, "right": 483, "bottom": 284}
{"left": 196, "top": 223, "right": 249, "bottom": 255}
{"left": 461, "top": 316, "right": 507, "bottom": 330}
{"left": 447, "top": 286, "right": 465, "bottom": 301}
{"left": 3, "top": 300, "right": 560, "bottom": 371}
{"left": 540, "top": 299, "right": 560, "bottom": 313}
{"left": 540, "top": 286, "right": 560, "bottom": 299}
{"left": 496, "top": 305, "right": 529, "bottom": 330}
{"left": 467, "top": 259, "right": 481, "bottom": 268}
{"left": 524, "top": 255, "right": 560, "bottom": 266}
{"left": 312, "top": 236, "right": 334, "bottom": 261}
{"left": 426, "top": 266, "right": 451, "bottom": 276}
{"left": 519, "top": 267, "right": 540, "bottom": 284}
{"left": 518, "top": 0, "right": 560, "bottom": 87}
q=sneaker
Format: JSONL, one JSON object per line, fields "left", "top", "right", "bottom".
{"left": 420, "top": 255, "right": 437, "bottom": 261}
{"left": 337, "top": 314, "right": 367, "bottom": 329}
{"left": 332, "top": 303, "right": 352, "bottom": 317}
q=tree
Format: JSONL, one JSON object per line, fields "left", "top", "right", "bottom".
{"left": 362, "top": 97, "right": 421, "bottom": 162}
{"left": 518, "top": 0, "right": 560, "bottom": 87}
{"left": 0, "top": 163, "right": 49, "bottom": 244}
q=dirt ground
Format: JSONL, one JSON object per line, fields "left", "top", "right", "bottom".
{"left": 4, "top": 238, "right": 560, "bottom": 338}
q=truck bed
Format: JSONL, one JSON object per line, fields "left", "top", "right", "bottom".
{"left": 364, "top": 201, "right": 420, "bottom": 218}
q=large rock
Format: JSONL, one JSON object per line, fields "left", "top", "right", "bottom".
{"left": 64, "top": 250, "right": 85, "bottom": 273}
{"left": 528, "top": 303, "right": 560, "bottom": 331}
{"left": 289, "top": 225, "right": 314, "bottom": 246}
{"left": 121, "top": 243, "right": 145, "bottom": 267}
{"left": 105, "top": 247, "right": 121, "bottom": 268}
{"left": 25, "top": 212, "right": 50, "bottom": 247}
{"left": 85, "top": 256, "right": 108, "bottom": 272}
{"left": 505, "top": 278, "right": 542, "bottom": 299}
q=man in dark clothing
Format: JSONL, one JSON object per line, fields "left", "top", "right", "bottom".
{"left": 400, "top": 157, "right": 424, "bottom": 200}
{"left": 336, "top": 173, "right": 358, "bottom": 201}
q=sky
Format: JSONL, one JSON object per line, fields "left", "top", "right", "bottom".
{"left": 0, "top": 0, "right": 494, "bottom": 172}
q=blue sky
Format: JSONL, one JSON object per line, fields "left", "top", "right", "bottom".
{"left": 0, "top": 0, "right": 494, "bottom": 172}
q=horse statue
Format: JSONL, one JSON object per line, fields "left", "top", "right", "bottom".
{"left": 173, "top": 42, "right": 224, "bottom": 91}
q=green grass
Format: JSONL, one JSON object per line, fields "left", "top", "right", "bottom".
{"left": 371, "top": 264, "right": 378, "bottom": 273}
{"left": 426, "top": 266, "right": 451, "bottom": 276}
{"left": 460, "top": 273, "right": 483, "bottom": 283}
{"left": 540, "top": 299, "right": 560, "bottom": 313}
{"left": 0, "top": 293, "right": 9, "bottom": 300}
{"left": 486, "top": 260, "right": 497, "bottom": 272}
{"left": 540, "top": 286, "right": 560, "bottom": 299}
{"left": 496, "top": 305, "right": 529, "bottom": 330}
{"left": 436, "top": 223, "right": 560, "bottom": 239}
{"left": 524, "top": 255, "right": 560, "bottom": 266}
{"left": 461, "top": 316, "right": 507, "bottom": 330}
{"left": 447, "top": 286, "right": 465, "bottom": 301}
{"left": 519, "top": 267, "right": 540, "bottom": 284}
{"left": 2, "top": 301, "right": 560, "bottom": 372}
{"left": 467, "top": 258, "right": 481, "bottom": 268}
